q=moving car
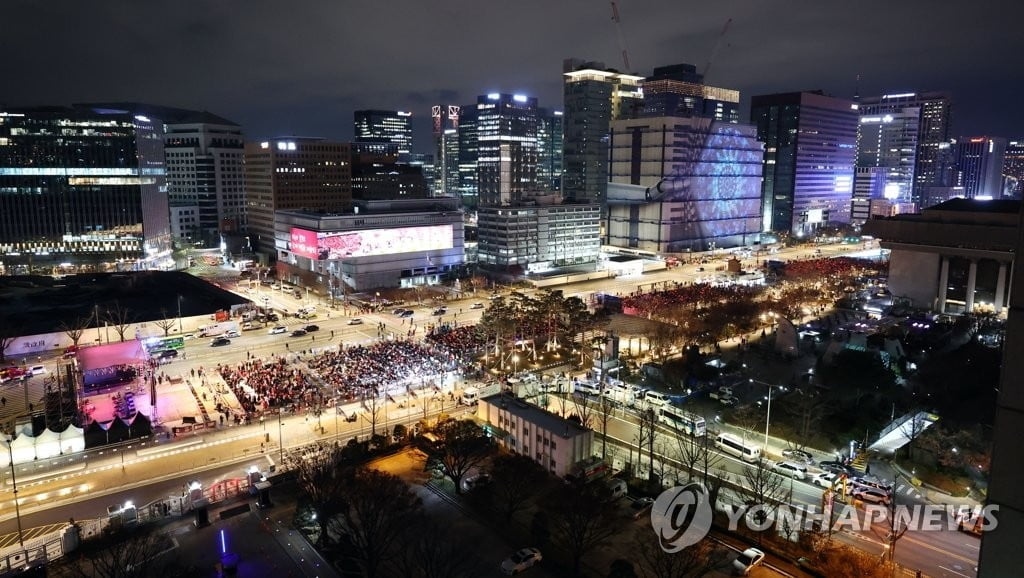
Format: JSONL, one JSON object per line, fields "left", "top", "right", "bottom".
{"left": 393, "top": 308, "right": 408, "bottom": 315}
{"left": 29, "top": 365, "right": 48, "bottom": 375}
{"left": 500, "top": 548, "right": 542, "bottom": 575}
{"left": 304, "top": 324, "right": 319, "bottom": 332}
{"left": 268, "top": 326, "right": 287, "bottom": 335}
{"left": 782, "top": 448, "right": 814, "bottom": 465}
{"left": 732, "top": 547, "right": 765, "bottom": 575}
{"left": 399, "top": 310, "right": 414, "bottom": 318}
{"left": 158, "top": 350, "right": 179, "bottom": 360}
{"left": 811, "top": 471, "right": 839, "bottom": 488}
{"left": 347, "top": 318, "right": 363, "bottom": 325}
{"left": 630, "top": 497, "right": 654, "bottom": 520}
{"left": 773, "top": 461, "right": 808, "bottom": 480}
{"left": 224, "top": 330, "right": 241, "bottom": 338}
{"left": 818, "top": 461, "right": 856, "bottom": 476}
{"left": 290, "top": 329, "right": 307, "bottom": 337}
{"left": 432, "top": 307, "right": 447, "bottom": 316}
{"left": 851, "top": 487, "right": 891, "bottom": 506}
{"left": 470, "top": 302, "right": 485, "bottom": 309}
{"left": 210, "top": 337, "right": 231, "bottom": 347}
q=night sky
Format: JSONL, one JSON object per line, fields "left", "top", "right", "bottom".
{"left": 4, "top": 0, "right": 1021, "bottom": 151}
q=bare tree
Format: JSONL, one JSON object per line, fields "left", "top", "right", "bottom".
{"left": 59, "top": 317, "right": 92, "bottom": 348}
{"left": 293, "top": 441, "right": 347, "bottom": 547}
{"left": 152, "top": 310, "right": 177, "bottom": 337}
{"left": 673, "top": 428, "right": 727, "bottom": 510}
{"left": 595, "top": 384, "right": 617, "bottom": 460}
{"left": 391, "top": 517, "right": 487, "bottom": 578}
{"left": 433, "top": 418, "right": 491, "bottom": 494}
{"left": 362, "top": 386, "right": 383, "bottom": 437}
{"left": 51, "top": 524, "right": 174, "bottom": 578}
{"left": 633, "top": 529, "right": 727, "bottom": 578}
{"left": 784, "top": 389, "right": 827, "bottom": 446}
{"left": 327, "top": 467, "right": 423, "bottom": 578}
{"left": 487, "top": 453, "right": 547, "bottom": 522}
{"left": 570, "top": 391, "right": 595, "bottom": 430}
{"left": 740, "top": 459, "right": 788, "bottom": 545}
{"left": 544, "top": 482, "right": 618, "bottom": 576}
{"left": 103, "top": 302, "right": 135, "bottom": 342}
{"left": 634, "top": 407, "right": 658, "bottom": 480}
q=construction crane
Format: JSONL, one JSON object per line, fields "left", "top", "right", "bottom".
{"left": 701, "top": 17, "right": 732, "bottom": 81}
{"left": 610, "top": 1, "right": 631, "bottom": 72}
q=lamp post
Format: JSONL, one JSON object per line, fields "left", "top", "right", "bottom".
{"left": 750, "top": 378, "right": 773, "bottom": 451}
{"left": 177, "top": 295, "right": 184, "bottom": 333}
{"left": 512, "top": 354, "right": 520, "bottom": 377}
{"left": 278, "top": 408, "right": 285, "bottom": 463}
{"left": 8, "top": 444, "right": 25, "bottom": 552}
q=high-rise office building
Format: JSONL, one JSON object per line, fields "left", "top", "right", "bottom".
{"left": 607, "top": 117, "right": 763, "bottom": 252}
{"left": 641, "top": 63, "right": 740, "bottom": 123}
{"left": 952, "top": 136, "right": 1008, "bottom": 199}
{"left": 162, "top": 112, "right": 246, "bottom": 247}
{"left": 472, "top": 93, "right": 539, "bottom": 206}
{"left": 457, "top": 105, "right": 479, "bottom": 207}
{"left": 750, "top": 91, "right": 858, "bottom": 236}
{"left": 431, "top": 105, "right": 460, "bottom": 197}
{"left": 0, "top": 105, "right": 171, "bottom": 271}
{"left": 350, "top": 142, "right": 428, "bottom": 201}
{"left": 562, "top": 59, "right": 644, "bottom": 205}
{"left": 353, "top": 110, "right": 413, "bottom": 159}
{"left": 856, "top": 92, "right": 952, "bottom": 205}
{"left": 537, "top": 108, "right": 564, "bottom": 191}
{"left": 244, "top": 138, "right": 351, "bottom": 255}
{"left": 851, "top": 107, "right": 921, "bottom": 223}
{"left": 1003, "top": 140, "right": 1024, "bottom": 199}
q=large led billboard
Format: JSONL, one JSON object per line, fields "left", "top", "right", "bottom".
{"left": 290, "top": 225, "right": 453, "bottom": 260}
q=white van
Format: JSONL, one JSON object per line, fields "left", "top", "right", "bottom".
{"left": 605, "top": 478, "right": 628, "bottom": 501}
{"left": 575, "top": 380, "right": 601, "bottom": 395}
{"left": 643, "top": 390, "right": 669, "bottom": 407}
{"left": 773, "top": 461, "right": 808, "bottom": 480}
{"left": 715, "top": 433, "right": 762, "bottom": 462}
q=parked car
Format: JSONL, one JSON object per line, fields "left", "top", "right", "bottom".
{"left": 732, "top": 548, "right": 765, "bottom": 575}
{"left": 470, "top": 302, "right": 485, "bottom": 309}
{"left": 782, "top": 448, "right": 814, "bottom": 465}
{"left": 811, "top": 471, "right": 839, "bottom": 488}
{"left": 819, "top": 461, "right": 856, "bottom": 476}
{"left": 393, "top": 308, "right": 408, "bottom": 315}
{"left": 304, "top": 324, "right": 319, "bottom": 332}
{"left": 500, "top": 548, "right": 542, "bottom": 575}
{"left": 852, "top": 487, "right": 891, "bottom": 506}
{"left": 290, "top": 329, "right": 307, "bottom": 337}
{"left": 210, "top": 337, "right": 231, "bottom": 347}
{"left": 851, "top": 476, "right": 890, "bottom": 493}
{"left": 269, "top": 326, "right": 287, "bottom": 335}
{"left": 773, "top": 461, "right": 808, "bottom": 480}
{"left": 462, "top": 472, "right": 492, "bottom": 491}
{"left": 399, "top": 310, "right": 414, "bottom": 318}
{"left": 347, "top": 318, "right": 363, "bottom": 325}
{"left": 630, "top": 497, "right": 655, "bottom": 520}
{"left": 224, "top": 330, "right": 241, "bottom": 338}
{"left": 266, "top": 313, "right": 280, "bottom": 322}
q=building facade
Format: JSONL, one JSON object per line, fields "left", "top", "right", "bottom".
{"left": 431, "top": 105, "right": 461, "bottom": 197}
{"left": 561, "top": 59, "right": 644, "bottom": 205}
{"left": 350, "top": 142, "right": 428, "bottom": 201}
{"left": 457, "top": 105, "right": 479, "bottom": 207}
{"left": 477, "top": 197, "right": 601, "bottom": 274}
{"left": 952, "top": 136, "right": 1007, "bottom": 199}
{"left": 244, "top": 138, "right": 351, "bottom": 257}
{"left": 1002, "top": 140, "right": 1024, "bottom": 199}
{"left": 476, "top": 394, "right": 594, "bottom": 478}
{"left": 862, "top": 198, "right": 1018, "bottom": 315}
{"left": 851, "top": 107, "right": 920, "bottom": 224}
{"left": 0, "top": 106, "right": 171, "bottom": 272}
{"left": 274, "top": 197, "right": 464, "bottom": 292}
{"left": 640, "top": 63, "right": 740, "bottom": 123}
{"left": 537, "top": 108, "right": 564, "bottom": 192}
{"left": 163, "top": 114, "right": 246, "bottom": 247}
{"left": 353, "top": 110, "right": 413, "bottom": 159}
{"left": 606, "top": 117, "right": 763, "bottom": 252}
{"left": 473, "top": 93, "right": 540, "bottom": 207}
{"left": 750, "top": 91, "right": 858, "bottom": 236}
{"left": 856, "top": 92, "right": 953, "bottom": 205}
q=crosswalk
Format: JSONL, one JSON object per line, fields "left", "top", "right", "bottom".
{"left": 894, "top": 482, "right": 925, "bottom": 501}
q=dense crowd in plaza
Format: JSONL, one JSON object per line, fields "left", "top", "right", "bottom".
{"left": 219, "top": 357, "right": 322, "bottom": 415}
{"left": 622, "top": 283, "right": 761, "bottom": 317}
{"left": 426, "top": 325, "right": 487, "bottom": 359}
{"left": 307, "top": 340, "right": 459, "bottom": 401}
{"left": 780, "top": 257, "right": 882, "bottom": 280}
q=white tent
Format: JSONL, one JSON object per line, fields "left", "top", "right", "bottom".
{"left": 34, "top": 428, "right": 61, "bottom": 460}
{"left": 10, "top": 432, "right": 36, "bottom": 464}
{"left": 60, "top": 425, "right": 85, "bottom": 454}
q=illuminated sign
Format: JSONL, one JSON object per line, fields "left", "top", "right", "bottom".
{"left": 290, "top": 225, "right": 453, "bottom": 260}
{"left": 513, "top": 94, "right": 528, "bottom": 103}
{"left": 487, "top": 93, "right": 500, "bottom": 100}
{"left": 882, "top": 93, "right": 916, "bottom": 99}
{"left": 806, "top": 209, "right": 824, "bottom": 224}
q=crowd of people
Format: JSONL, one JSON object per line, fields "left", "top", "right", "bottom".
{"left": 780, "top": 257, "right": 883, "bottom": 281}
{"left": 426, "top": 324, "right": 487, "bottom": 359}
{"left": 306, "top": 340, "right": 460, "bottom": 402}
{"left": 219, "top": 356, "right": 322, "bottom": 415}
{"left": 621, "top": 283, "right": 761, "bottom": 318}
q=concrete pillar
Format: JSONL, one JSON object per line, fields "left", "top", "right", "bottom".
{"left": 995, "top": 262, "right": 1008, "bottom": 314}
{"left": 936, "top": 256, "right": 950, "bottom": 313}
{"left": 966, "top": 259, "right": 978, "bottom": 313}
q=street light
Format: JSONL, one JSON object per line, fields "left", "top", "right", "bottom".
{"left": 512, "top": 354, "right": 520, "bottom": 376}
{"left": 750, "top": 378, "right": 773, "bottom": 452}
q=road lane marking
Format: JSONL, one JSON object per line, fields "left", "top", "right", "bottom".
{"left": 938, "top": 565, "right": 972, "bottom": 577}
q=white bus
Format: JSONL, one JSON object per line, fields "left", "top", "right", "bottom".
{"left": 715, "top": 433, "right": 762, "bottom": 462}
{"left": 658, "top": 406, "right": 706, "bottom": 437}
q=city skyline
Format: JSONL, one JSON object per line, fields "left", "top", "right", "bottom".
{"left": 3, "top": 0, "right": 1021, "bottom": 150}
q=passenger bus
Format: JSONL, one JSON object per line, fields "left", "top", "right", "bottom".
{"left": 714, "top": 433, "right": 762, "bottom": 462}
{"left": 657, "top": 406, "right": 706, "bottom": 437}
{"left": 143, "top": 336, "right": 185, "bottom": 355}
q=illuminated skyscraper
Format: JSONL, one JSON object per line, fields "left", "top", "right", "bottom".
{"left": 244, "top": 138, "right": 351, "bottom": 255}
{"left": 353, "top": 110, "right": 413, "bottom": 158}
{"left": 562, "top": 58, "right": 644, "bottom": 205}
{"left": 641, "top": 63, "right": 740, "bottom": 123}
{"left": 431, "top": 104, "right": 460, "bottom": 197}
{"left": 856, "top": 92, "right": 952, "bottom": 205}
{"left": 0, "top": 105, "right": 171, "bottom": 269}
{"left": 1003, "top": 140, "right": 1024, "bottom": 199}
{"left": 952, "top": 136, "right": 1008, "bottom": 199}
{"left": 851, "top": 107, "right": 920, "bottom": 223}
{"left": 750, "top": 91, "right": 858, "bottom": 236}
{"left": 537, "top": 108, "right": 564, "bottom": 191}
{"left": 472, "top": 93, "right": 539, "bottom": 207}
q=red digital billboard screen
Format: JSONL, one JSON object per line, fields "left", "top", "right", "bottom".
{"left": 290, "top": 225, "right": 453, "bottom": 260}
